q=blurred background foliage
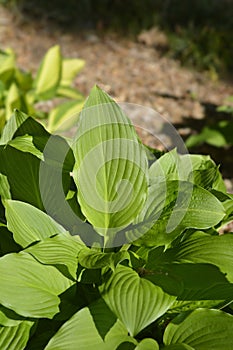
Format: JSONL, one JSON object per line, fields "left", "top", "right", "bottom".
{"left": 1, "top": 0, "right": 233, "bottom": 76}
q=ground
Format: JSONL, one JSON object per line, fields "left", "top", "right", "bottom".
{"left": 0, "top": 5, "right": 233, "bottom": 190}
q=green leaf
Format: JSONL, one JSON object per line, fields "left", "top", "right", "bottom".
{"left": 168, "top": 231, "right": 233, "bottom": 282}
{"left": 0, "top": 320, "right": 34, "bottom": 350}
{"left": 146, "top": 232, "right": 233, "bottom": 311}
{"left": 5, "top": 83, "right": 25, "bottom": 120}
{"left": 100, "top": 265, "right": 176, "bottom": 336}
{"left": 149, "top": 148, "right": 184, "bottom": 184}
{"left": 0, "top": 145, "right": 43, "bottom": 209}
{"left": 0, "top": 109, "right": 28, "bottom": 145}
{"left": 0, "top": 48, "right": 15, "bottom": 85}
{"left": 73, "top": 85, "right": 148, "bottom": 242}
{"left": 57, "top": 85, "right": 84, "bottom": 100}
{"left": 163, "top": 309, "right": 233, "bottom": 349}
{"left": 15, "top": 68, "right": 33, "bottom": 91}
{"left": 135, "top": 339, "right": 159, "bottom": 349}
{"left": 44, "top": 299, "right": 135, "bottom": 350}
{"left": 0, "top": 174, "right": 11, "bottom": 200}
{"left": 47, "top": 99, "right": 84, "bottom": 133}
{"left": 78, "top": 248, "right": 129, "bottom": 269}
{"left": 0, "top": 305, "right": 24, "bottom": 327}
{"left": 5, "top": 199, "right": 66, "bottom": 248}
{"left": 8, "top": 135, "right": 44, "bottom": 159}
{"left": 149, "top": 150, "right": 225, "bottom": 192}
{"left": 34, "top": 45, "right": 62, "bottom": 100}
{"left": 0, "top": 252, "right": 73, "bottom": 318}
{"left": 25, "top": 234, "right": 83, "bottom": 279}
{"left": 129, "top": 181, "right": 225, "bottom": 247}
{"left": 186, "top": 122, "right": 233, "bottom": 148}
{"left": 163, "top": 345, "right": 194, "bottom": 350}
{"left": 61, "top": 58, "right": 85, "bottom": 86}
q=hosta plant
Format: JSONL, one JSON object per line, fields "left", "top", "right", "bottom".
{"left": 0, "top": 86, "right": 233, "bottom": 349}
{"left": 0, "top": 45, "right": 85, "bottom": 133}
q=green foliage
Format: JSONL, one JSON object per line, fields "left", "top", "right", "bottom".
{"left": 186, "top": 96, "right": 233, "bottom": 148}
{"left": 0, "top": 87, "right": 233, "bottom": 348}
{"left": 0, "top": 45, "right": 85, "bottom": 134}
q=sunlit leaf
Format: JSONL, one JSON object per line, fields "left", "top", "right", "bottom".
{"left": 5, "top": 200, "right": 66, "bottom": 248}
{"left": 61, "top": 58, "right": 85, "bottom": 86}
{"left": 34, "top": 45, "right": 62, "bottom": 100}
{"left": 100, "top": 265, "right": 176, "bottom": 336}
{"left": 73, "top": 86, "right": 148, "bottom": 243}
{"left": 164, "top": 308, "right": 233, "bottom": 350}
{"left": 0, "top": 252, "right": 73, "bottom": 318}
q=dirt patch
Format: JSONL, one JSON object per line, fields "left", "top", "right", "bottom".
{"left": 0, "top": 6, "right": 233, "bottom": 185}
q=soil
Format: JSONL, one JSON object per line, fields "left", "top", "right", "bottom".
{"left": 0, "top": 6, "right": 233, "bottom": 190}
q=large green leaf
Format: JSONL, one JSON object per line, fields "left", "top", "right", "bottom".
{"left": 100, "top": 265, "right": 176, "bottom": 336}
{"left": 34, "top": 45, "right": 62, "bottom": 100}
{"left": 61, "top": 58, "right": 85, "bottom": 86}
{"left": 44, "top": 299, "right": 136, "bottom": 350}
{"left": 163, "top": 308, "right": 233, "bottom": 349}
{"left": 0, "top": 320, "right": 34, "bottom": 350}
{"left": 0, "top": 252, "right": 73, "bottom": 318}
{"left": 128, "top": 181, "right": 225, "bottom": 247}
{"left": 73, "top": 86, "right": 148, "bottom": 243}
{"left": 5, "top": 200, "right": 66, "bottom": 248}
{"left": 25, "top": 234, "right": 83, "bottom": 279}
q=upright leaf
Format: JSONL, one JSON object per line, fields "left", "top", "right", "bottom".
{"left": 34, "top": 45, "right": 62, "bottom": 100}
{"left": 73, "top": 86, "right": 148, "bottom": 242}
